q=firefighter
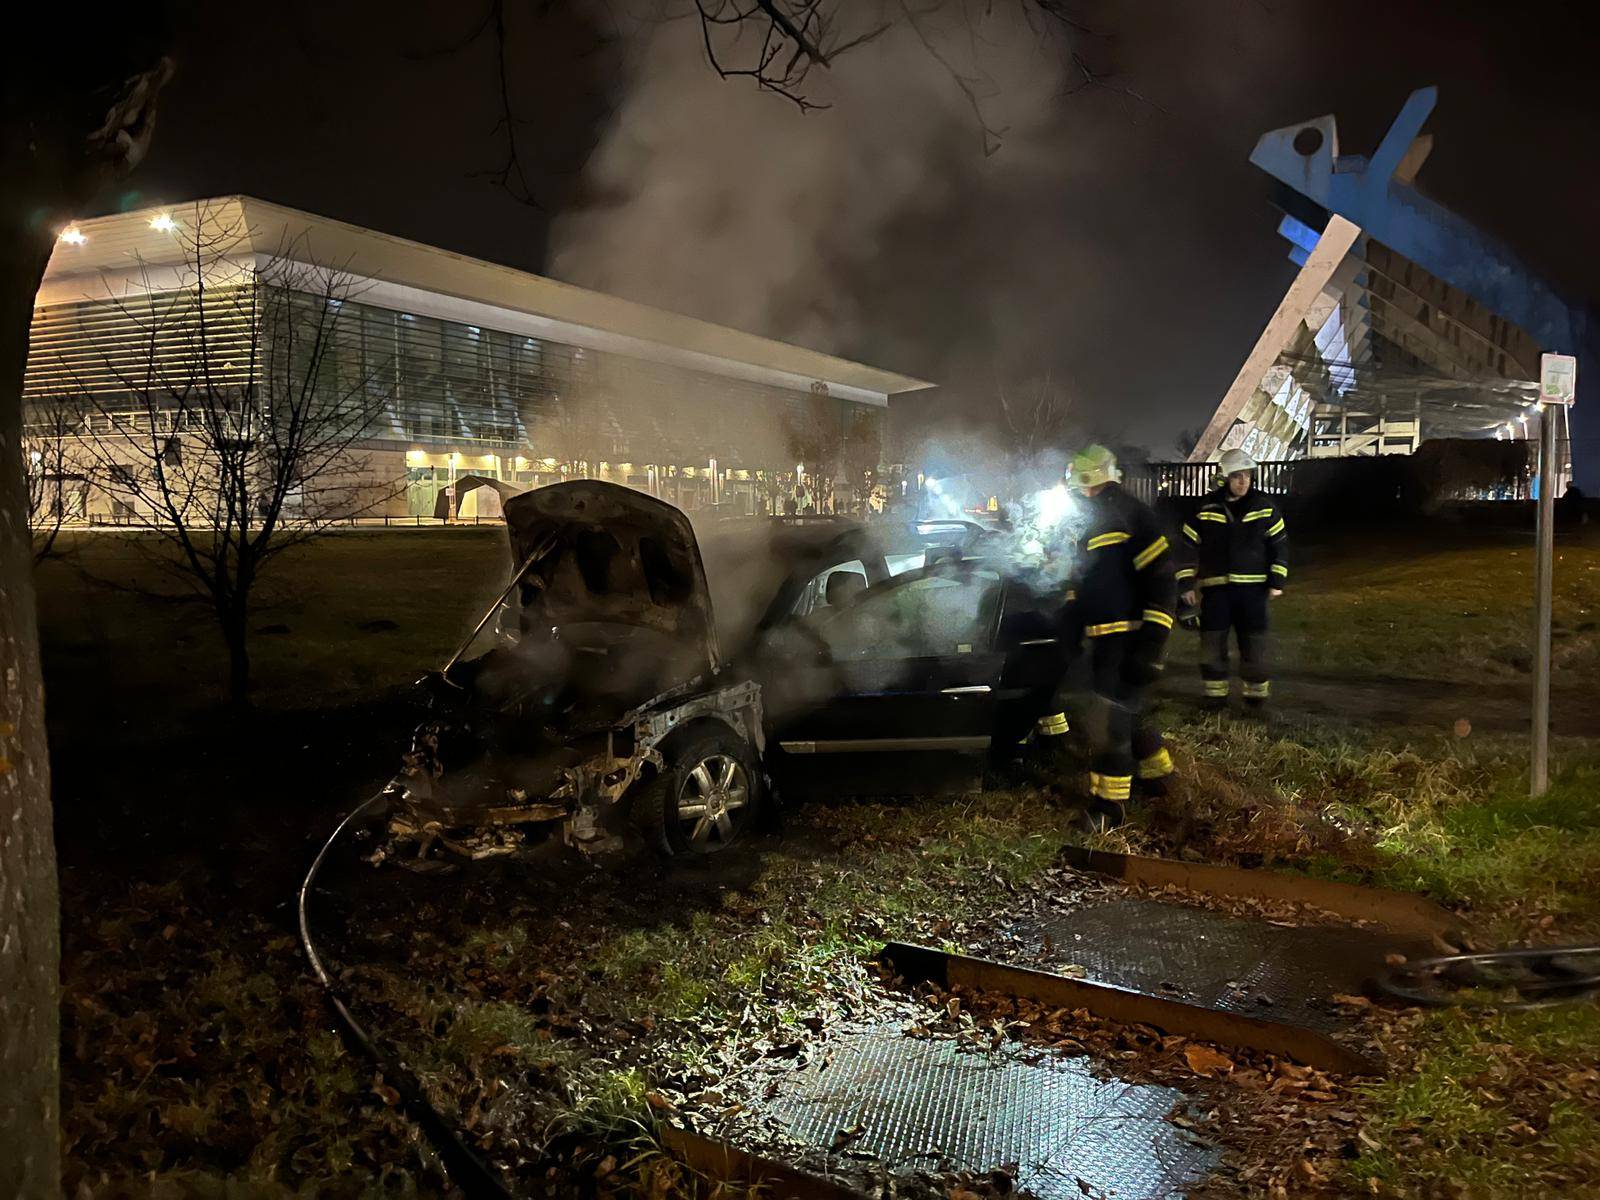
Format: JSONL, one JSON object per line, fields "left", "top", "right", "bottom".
{"left": 1060, "top": 445, "right": 1178, "bottom": 826}
{"left": 1178, "top": 448, "right": 1288, "bottom": 712}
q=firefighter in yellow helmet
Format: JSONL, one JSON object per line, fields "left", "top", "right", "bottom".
{"left": 1059, "top": 445, "right": 1178, "bottom": 827}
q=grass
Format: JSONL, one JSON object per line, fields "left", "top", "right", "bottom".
{"left": 574, "top": 789, "right": 1073, "bottom": 1027}
{"left": 60, "top": 903, "right": 408, "bottom": 1194}
{"left": 36, "top": 528, "right": 508, "bottom": 736}
{"left": 42, "top": 524, "right": 1600, "bottom": 1195}
{"left": 1125, "top": 710, "right": 1600, "bottom": 940}
{"left": 1348, "top": 1004, "right": 1600, "bottom": 1196}
{"left": 1272, "top": 524, "right": 1600, "bottom": 683}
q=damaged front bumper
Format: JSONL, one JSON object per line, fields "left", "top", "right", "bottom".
{"left": 382, "top": 678, "right": 764, "bottom": 861}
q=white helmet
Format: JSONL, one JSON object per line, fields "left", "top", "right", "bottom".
{"left": 1218, "top": 449, "right": 1258, "bottom": 476}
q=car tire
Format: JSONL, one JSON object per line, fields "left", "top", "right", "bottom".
{"left": 631, "top": 724, "right": 762, "bottom": 859}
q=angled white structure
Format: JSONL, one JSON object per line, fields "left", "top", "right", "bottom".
{"left": 1193, "top": 89, "right": 1585, "bottom": 482}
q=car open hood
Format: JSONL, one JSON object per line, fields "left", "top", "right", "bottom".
{"left": 502, "top": 481, "right": 721, "bottom": 676}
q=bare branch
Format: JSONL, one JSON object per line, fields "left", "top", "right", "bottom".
{"left": 21, "top": 395, "right": 85, "bottom": 563}
{"left": 897, "top": 0, "right": 1007, "bottom": 156}
{"left": 476, "top": 0, "right": 541, "bottom": 206}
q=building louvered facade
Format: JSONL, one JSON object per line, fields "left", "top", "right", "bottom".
{"left": 29, "top": 196, "right": 931, "bottom": 521}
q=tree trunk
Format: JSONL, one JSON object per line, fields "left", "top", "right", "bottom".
{"left": 224, "top": 610, "right": 252, "bottom": 709}
{"left": 4, "top": 24, "right": 173, "bottom": 1193}
{"left": 0, "top": 226, "right": 60, "bottom": 1200}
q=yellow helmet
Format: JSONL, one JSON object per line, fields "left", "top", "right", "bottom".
{"left": 1068, "top": 444, "right": 1118, "bottom": 490}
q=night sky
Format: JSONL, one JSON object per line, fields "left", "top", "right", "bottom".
{"left": 115, "top": 0, "right": 1600, "bottom": 454}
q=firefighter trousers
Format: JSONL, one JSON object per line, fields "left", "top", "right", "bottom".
{"left": 1200, "top": 584, "right": 1270, "bottom": 703}
{"left": 1083, "top": 633, "right": 1171, "bottom": 802}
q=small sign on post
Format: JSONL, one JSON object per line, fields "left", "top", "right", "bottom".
{"left": 1530, "top": 352, "right": 1575, "bottom": 797}
{"left": 1540, "top": 353, "right": 1577, "bottom": 406}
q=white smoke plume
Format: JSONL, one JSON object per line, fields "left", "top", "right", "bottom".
{"left": 549, "top": 4, "right": 1083, "bottom": 377}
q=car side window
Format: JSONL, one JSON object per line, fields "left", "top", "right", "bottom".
{"left": 818, "top": 569, "right": 1001, "bottom": 660}
{"left": 790, "top": 559, "right": 869, "bottom": 618}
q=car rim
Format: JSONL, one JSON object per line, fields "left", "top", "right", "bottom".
{"left": 675, "top": 753, "right": 749, "bottom": 849}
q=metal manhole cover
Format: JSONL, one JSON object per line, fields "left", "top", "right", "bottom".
{"left": 752, "top": 1024, "right": 1215, "bottom": 1199}
{"left": 1023, "top": 897, "right": 1415, "bottom": 1032}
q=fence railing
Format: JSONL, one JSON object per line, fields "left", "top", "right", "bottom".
{"left": 1124, "top": 456, "right": 1537, "bottom": 505}
{"left": 1121, "top": 461, "right": 1299, "bottom": 504}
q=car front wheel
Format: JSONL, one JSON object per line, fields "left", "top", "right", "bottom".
{"left": 631, "top": 725, "right": 761, "bottom": 858}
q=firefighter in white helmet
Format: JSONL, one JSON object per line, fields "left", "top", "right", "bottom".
{"left": 1178, "top": 448, "right": 1288, "bottom": 712}
{"left": 1057, "top": 445, "right": 1178, "bottom": 827}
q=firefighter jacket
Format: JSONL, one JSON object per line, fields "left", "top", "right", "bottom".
{"left": 1062, "top": 483, "right": 1178, "bottom": 680}
{"left": 1178, "top": 486, "right": 1289, "bottom": 591}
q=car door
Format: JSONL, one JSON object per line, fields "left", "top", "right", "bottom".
{"left": 762, "top": 562, "right": 1011, "bottom": 760}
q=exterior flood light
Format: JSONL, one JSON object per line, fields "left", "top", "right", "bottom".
{"left": 150, "top": 214, "right": 177, "bottom": 232}
{"left": 59, "top": 228, "right": 86, "bottom": 245}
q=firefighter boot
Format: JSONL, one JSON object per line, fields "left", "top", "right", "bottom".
{"left": 1135, "top": 745, "right": 1175, "bottom": 798}
{"left": 1076, "top": 770, "right": 1131, "bottom": 831}
{"left": 1241, "top": 679, "right": 1271, "bottom": 717}
{"left": 1031, "top": 710, "right": 1072, "bottom": 757}
{"left": 1014, "top": 709, "right": 1073, "bottom": 780}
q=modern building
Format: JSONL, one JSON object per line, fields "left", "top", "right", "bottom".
{"left": 1192, "top": 88, "right": 1590, "bottom": 487}
{"left": 26, "top": 195, "right": 931, "bottom": 521}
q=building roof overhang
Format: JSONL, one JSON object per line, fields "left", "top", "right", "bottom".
{"left": 40, "top": 195, "right": 933, "bottom": 409}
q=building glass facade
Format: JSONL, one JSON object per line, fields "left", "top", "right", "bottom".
{"left": 25, "top": 287, "right": 886, "bottom": 520}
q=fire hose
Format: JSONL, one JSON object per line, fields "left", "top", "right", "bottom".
{"left": 297, "top": 791, "right": 517, "bottom": 1198}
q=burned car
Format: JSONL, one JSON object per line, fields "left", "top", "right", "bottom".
{"left": 384, "top": 483, "right": 1071, "bottom": 862}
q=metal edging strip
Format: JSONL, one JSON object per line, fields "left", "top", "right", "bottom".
{"left": 879, "top": 942, "right": 1380, "bottom": 1076}
{"left": 1058, "top": 847, "right": 1469, "bottom": 944}
{"left": 660, "top": 1125, "right": 864, "bottom": 1199}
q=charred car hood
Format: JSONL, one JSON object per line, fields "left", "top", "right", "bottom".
{"left": 502, "top": 481, "right": 721, "bottom": 678}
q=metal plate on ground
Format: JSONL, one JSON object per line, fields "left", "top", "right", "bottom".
{"left": 752, "top": 1023, "right": 1215, "bottom": 1199}
{"left": 1022, "top": 897, "right": 1411, "bottom": 1033}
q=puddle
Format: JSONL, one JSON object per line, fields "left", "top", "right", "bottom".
{"left": 747, "top": 1023, "right": 1215, "bottom": 1199}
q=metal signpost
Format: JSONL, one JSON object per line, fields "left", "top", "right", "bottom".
{"left": 1532, "top": 352, "right": 1576, "bottom": 797}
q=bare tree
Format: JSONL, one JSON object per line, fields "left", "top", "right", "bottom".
{"left": 1173, "top": 424, "right": 1204, "bottom": 459}
{"left": 842, "top": 407, "right": 883, "bottom": 510}
{"left": 68, "top": 205, "right": 397, "bottom": 706}
{"left": 997, "top": 371, "right": 1076, "bottom": 467}
{"left": 782, "top": 381, "right": 845, "bottom": 480}
{"left": 22, "top": 395, "right": 86, "bottom": 563}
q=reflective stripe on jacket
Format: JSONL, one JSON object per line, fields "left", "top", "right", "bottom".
{"left": 1177, "top": 486, "right": 1289, "bottom": 590}
{"left": 1064, "top": 483, "right": 1178, "bottom": 643}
